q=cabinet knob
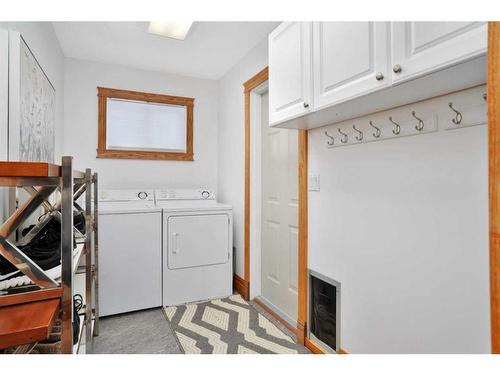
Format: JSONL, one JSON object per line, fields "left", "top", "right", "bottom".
{"left": 375, "top": 72, "right": 384, "bottom": 81}
{"left": 303, "top": 102, "right": 310, "bottom": 108}
{"left": 393, "top": 64, "right": 402, "bottom": 74}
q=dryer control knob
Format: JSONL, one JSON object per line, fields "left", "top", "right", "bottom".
{"left": 201, "top": 190, "right": 210, "bottom": 199}
{"left": 138, "top": 191, "right": 148, "bottom": 200}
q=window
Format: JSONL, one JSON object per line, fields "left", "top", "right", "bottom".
{"left": 97, "top": 87, "right": 194, "bottom": 160}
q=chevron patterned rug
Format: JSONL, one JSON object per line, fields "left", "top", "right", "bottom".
{"left": 163, "top": 294, "right": 309, "bottom": 354}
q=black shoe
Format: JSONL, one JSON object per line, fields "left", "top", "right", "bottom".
{"left": 73, "top": 294, "right": 83, "bottom": 344}
{"left": 0, "top": 218, "right": 61, "bottom": 281}
{"left": 0, "top": 211, "right": 86, "bottom": 282}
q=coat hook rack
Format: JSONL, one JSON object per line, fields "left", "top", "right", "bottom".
{"left": 338, "top": 128, "right": 348, "bottom": 143}
{"left": 369, "top": 121, "right": 381, "bottom": 138}
{"left": 352, "top": 125, "right": 363, "bottom": 141}
{"left": 448, "top": 102, "right": 463, "bottom": 125}
{"left": 324, "top": 131, "right": 334, "bottom": 146}
{"left": 323, "top": 85, "right": 484, "bottom": 149}
{"left": 412, "top": 111, "right": 424, "bottom": 131}
{"left": 389, "top": 116, "right": 400, "bottom": 135}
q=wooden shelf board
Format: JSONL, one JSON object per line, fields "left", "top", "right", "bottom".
{"left": 0, "top": 161, "right": 85, "bottom": 179}
{"left": 0, "top": 287, "right": 62, "bottom": 308}
{"left": 0, "top": 161, "right": 61, "bottom": 177}
{"left": 0, "top": 298, "right": 60, "bottom": 349}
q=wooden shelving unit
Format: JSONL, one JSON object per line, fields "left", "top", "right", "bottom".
{"left": 0, "top": 157, "right": 99, "bottom": 353}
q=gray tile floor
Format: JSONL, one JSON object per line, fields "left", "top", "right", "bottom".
{"left": 92, "top": 308, "right": 181, "bottom": 354}
{"left": 92, "top": 298, "right": 307, "bottom": 354}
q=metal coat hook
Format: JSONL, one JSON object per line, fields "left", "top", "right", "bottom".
{"left": 389, "top": 116, "right": 400, "bottom": 135}
{"left": 338, "top": 128, "right": 348, "bottom": 144}
{"left": 324, "top": 131, "right": 334, "bottom": 146}
{"left": 448, "top": 102, "right": 463, "bottom": 125}
{"left": 369, "top": 121, "right": 381, "bottom": 138}
{"left": 412, "top": 111, "right": 424, "bottom": 131}
{"left": 352, "top": 125, "right": 363, "bottom": 142}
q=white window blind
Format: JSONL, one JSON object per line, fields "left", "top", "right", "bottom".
{"left": 106, "top": 98, "right": 187, "bottom": 153}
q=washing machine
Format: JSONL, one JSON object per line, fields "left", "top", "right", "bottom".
{"left": 156, "top": 189, "right": 233, "bottom": 306}
{"left": 98, "top": 189, "right": 162, "bottom": 316}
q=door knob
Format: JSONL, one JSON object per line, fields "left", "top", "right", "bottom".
{"left": 393, "top": 64, "right": 402, "bottom": 73}
{"left": 303, "top": 102, "right": 310, "bottom": 108}
{"left": 375, "top": 72, "right": 384, "bottom": 81}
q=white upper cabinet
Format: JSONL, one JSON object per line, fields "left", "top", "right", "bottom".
{"left": 268, "top": 22, "right": 487, "bottom": 129}
{"left": 391, "top": 22, "right": 487, "bottom": 83}
{"left": 313, "top": 22, "right": 391, "bottom": 110}
{"left": 268, "top": 22, "right": 313, "bottom": 125}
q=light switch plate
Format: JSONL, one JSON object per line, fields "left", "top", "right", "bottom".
{"left": 308, "top": 174, "right": 320, "bottom": 192}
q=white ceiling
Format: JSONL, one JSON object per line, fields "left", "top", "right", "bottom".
{"left": 52, "top": 22, "right": 279, "bottom": 80}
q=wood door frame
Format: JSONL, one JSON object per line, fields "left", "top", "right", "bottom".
{"left": 237, "top": 67, "right": 270, "bottom": 301}
{"left": 240, "top": 66, "right": 309, "bottom": 346}
{"left": 488, "top": 21, "right": 500, "bottom": 354}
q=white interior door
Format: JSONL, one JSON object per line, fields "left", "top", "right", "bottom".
{"left": 260, "top": 92, "right": 299, "bottom": 323}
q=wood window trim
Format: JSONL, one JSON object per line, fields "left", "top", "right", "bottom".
{"left": 488, "top": 21, "right": 500, "bottom": 354}
{"left": 97, "top": 86, "right": 194, "bottom": 161}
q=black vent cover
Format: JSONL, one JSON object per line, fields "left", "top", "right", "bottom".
{"left": 310, "top": 274, "right": 337, "bottom": 351}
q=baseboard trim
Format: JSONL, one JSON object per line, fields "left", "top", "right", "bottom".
{"left": 304, "top": 337, "right": 348, "bottom": 354}
{"left": 233, "top": 274, "right": 249, "bottom": 300}
{"left": 305, "top": 337, "right": 326, "bottom": 354}
{"left": 253, "top": 297, "right": 297, "bottom": 336}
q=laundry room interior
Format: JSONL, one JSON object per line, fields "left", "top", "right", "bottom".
{"left": 1, "top": 1, "right": 500, "bottom": 367}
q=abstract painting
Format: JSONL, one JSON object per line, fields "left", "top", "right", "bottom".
{"left": 19, "top": 38, "right": 55, "bottom": 162}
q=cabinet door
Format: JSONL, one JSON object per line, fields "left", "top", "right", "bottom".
{"left": 313, "top": 22, "right": 391, "bottom": 110}
{"left": 268, "top": 22, "right": 313, "bottom": 126}
{"left": 391, "top": 22, "right": 487, "bottom": 83}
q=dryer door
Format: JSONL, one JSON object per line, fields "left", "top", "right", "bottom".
{"left": 166, "top": 213, "right": 230, "bottom": 269}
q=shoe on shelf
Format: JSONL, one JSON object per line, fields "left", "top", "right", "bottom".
{"left": 0, "top": 210, "right": 86, "bottom": 284}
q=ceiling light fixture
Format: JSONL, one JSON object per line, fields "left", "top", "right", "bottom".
{"left": 148, "top": 21, "right": 193, "bottom": 40}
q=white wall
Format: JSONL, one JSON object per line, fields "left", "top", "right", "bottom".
{"left": 0, "top": 30, "right": 7, "bottom": 162}
{"left": 63, "top": 58, "right": 219, "bottom": 190}
{"left": 0, "top": 22, "right": 65, "bottom": 160}
{"left": 217, "top": 40, "right": 268, "bottom": 277}
{"left": 308, "top": 92, "right": 490, "bottom": 353}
